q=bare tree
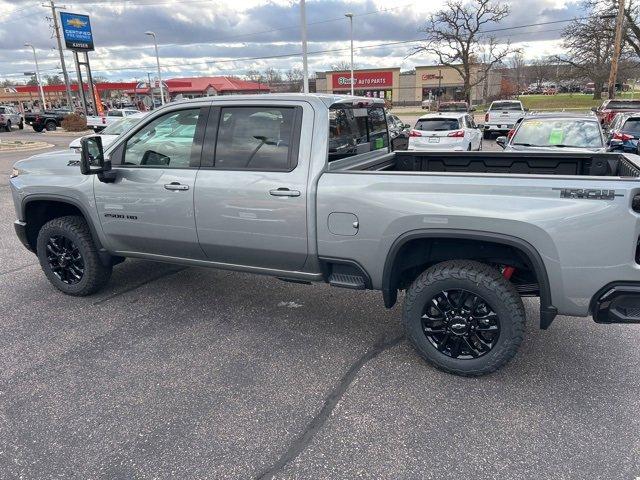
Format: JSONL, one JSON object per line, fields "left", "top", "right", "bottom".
{"left": 246, "top": 69, "right": 265, "bottom": 83}
{"left": 555, "top": 14, "right": 624, "bottom": 99}
{"left": 508, "top": 52, "right": 527, "bottom": 94}
{"left": 284, "top": 68, "right": 303, "bottom": 92}
{"left": 330, "top": 61, "right": 355, "bottom": 72}
{"left": 411, "top": 0, "right": 518, "bottom": 103}
{"left": 529, "top": 57, "right": 555, "bottom": 91}
{"left": 263, "top": 67, "right": 282, "bottom": 86}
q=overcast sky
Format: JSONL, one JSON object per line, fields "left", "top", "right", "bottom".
{"left": 0, "top": 0, "right": 583, "bottom": 83}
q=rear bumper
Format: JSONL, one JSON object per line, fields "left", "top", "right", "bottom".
{"left": 592, "top": 283, "right": 640, "bottom": 324}
{"left": 14, "top": 220, "right": 33, "bottom": 253}
{"left": 484, "top": 124, "right": 512, "bottom": 132}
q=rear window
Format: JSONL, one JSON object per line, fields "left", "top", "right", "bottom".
{"left": 621, "top": 118, "right": 640, "bottom": 135}
{"left": 415, "top": 118, "right": 460, "bottom": 131}
{"left": 438, "top": 103, "right": 467, "bottom": 112}
{"left": 606, "top": 100, "right": 640, "bottom": 110}
{"left": 490, "top": 102, "right": 522, "bottom": 111}
{"left": 108, "top": 111, "right": 123, "bottom": 117}
{"left": 329, "top": 105, "right": 389, "bottom": 161}
{"left": 512, "top": 119, "right": 603, "bottom": 148}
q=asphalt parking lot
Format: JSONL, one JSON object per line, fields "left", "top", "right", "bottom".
{"left": 1, "top": 127, "right": 639, "bottom": 479}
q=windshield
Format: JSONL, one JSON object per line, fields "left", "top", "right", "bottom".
{"left": 621, "top": 118, "right": 640, "bottom": 136}
{"left": 415, "top": 118, "right": 459, "bottom": 131}
{"left": 511, "top": 119, "right": 603, "bottom": 148}
{"left": 490, "top": 102, "right": 522, "bottom": 111}
{"left": 101, "top": 116, "right": 142, "bottom": 136}
{"left": 606, "top": 100, "right": 640, "bottom": 110}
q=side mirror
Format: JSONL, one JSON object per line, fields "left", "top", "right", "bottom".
{"left": 402, "top": 123, "right": 411, "bottom": 129}
{"left": 80, "top": 135, "right": 115, "bottom": 182}
{"left": 470, "top": 107, "right": 476, "bottom": 112}
{"left": 591, "top": 106, "right": 598, "bottom": 112}
{"left": 524, "top": 107, "right": 530, "bottom": 112}
{"left": 496, "top": 136, "right": 507, "bottom": 148}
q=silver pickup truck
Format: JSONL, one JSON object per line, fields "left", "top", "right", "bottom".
{"left": 9, "top": 94, "right": 640, "bottom": 376}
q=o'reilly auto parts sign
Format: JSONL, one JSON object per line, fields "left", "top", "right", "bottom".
{"left": 60, "top": 12, "right": 94, "bottom": 51}
{"left": 332, "top": 71, "right": 393, "bottom": 89}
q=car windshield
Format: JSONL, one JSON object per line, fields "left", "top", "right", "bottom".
{"left": 101, "top": 116, "right": 142, "bottom": 136}
{"left": 511, "top": 119, "right": 603, "bottom": 148}
{"left": 621, "top": 118, "right": 640, "bottom": 136}
{"left": 415, "top": 118, "right": 459, "bottom": 131}
{"left": 606, "top": 100, "right": 640, "bottom": 110}
{"left": 491, "top": 102, "right": 522, "bottom": 111}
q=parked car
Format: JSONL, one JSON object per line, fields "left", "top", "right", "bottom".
{"left": 0, "top": 105, "right": 24, "bottom": 131}
{"left": 421, "top": 99, "right": 435, "bottom": 110}
{"left": 593, "top": 99, "right": 640, "bottom": 128}
{"left": 11, "top": 93, "right": 640, "bottom": 377}
{"left": 409, "top": 113, "right": 482, "bottom": 151}
{"left": 69, "top": 112, "right": 148, "bottom": 152}
{"left": 483, "top": 100, "right": 527, "bottom": 139}
{"left": 605, "top": 112, "right": 640, "bottom": 153}
{"left": 496, "top": 113, "right": 605, "bottom": 152}
{"left": 86, "top": 108, "right": 141, "bottom": 132}
{"left": 437, "top": 101, "right": 473, "bottom": 113}
{"left": 24, "top": 109, "right": 69, "bottom": 132}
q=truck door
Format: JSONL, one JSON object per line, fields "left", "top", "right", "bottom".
{"left": 93, "top": 106, "right": 208, "bottom": 259}
{"left": 194, "top": 104, "right": 308, "bottom": 271}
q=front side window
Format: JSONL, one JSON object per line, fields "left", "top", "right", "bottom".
{"left": 214, "top": 107, "right": 297, "bottom": 171}
{"left": 123, "top": 108, "right": 200, "bottom": 168}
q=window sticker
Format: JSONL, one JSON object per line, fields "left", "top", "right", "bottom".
{"left": 548, "top": 128, "right": 564, "bottom": 145}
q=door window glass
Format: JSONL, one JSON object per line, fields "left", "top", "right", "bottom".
{"left": 214, "top": 107, "right": 296, "bottom": 171}
{"left": 123, "top": 108, "right": 200, "bottom": 168}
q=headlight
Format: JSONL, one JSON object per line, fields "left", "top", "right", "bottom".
{"left": 10, "top": 167, "right": 21, "bottom": 178}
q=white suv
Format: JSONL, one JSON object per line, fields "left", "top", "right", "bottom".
{"left": 408, "top": 112, "right": 482, "bottom": 151}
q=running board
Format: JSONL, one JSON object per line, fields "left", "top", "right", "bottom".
{"left": 329, "top": 273, "right": 367, "bottom": 290}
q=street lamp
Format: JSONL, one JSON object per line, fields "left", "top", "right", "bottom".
{"left": 24, "top": 43, "right": 47, "bottom": 111}
{"left": 145, "top": 31, "right": 165, "bottom": 105}
{"left": 345, "top": 13, "right": 354, "bottom": 96}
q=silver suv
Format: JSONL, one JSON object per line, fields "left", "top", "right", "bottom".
{"left": 0, "top": 105, "right": 24, "bottom": 131}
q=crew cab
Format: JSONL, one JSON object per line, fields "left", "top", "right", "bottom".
{"left": 10, "top": 94, "right": 640, "bottom": 377}
{"left": 483, "top": 100, "right": 527, "bottom": 139}
{"left": 86, "top": 108, "right": 140, "bottom": 132}
{"left": 24, "top": 109, "right": 69, "bottom": 132}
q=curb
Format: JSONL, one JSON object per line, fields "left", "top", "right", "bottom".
{"left": 0, "top": 142, "right": 54, "bottom": 153}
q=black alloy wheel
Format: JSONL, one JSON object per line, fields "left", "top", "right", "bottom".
{"left": 421, "top": 289, "right": 500, "bottom": 359}
{"left": 45, "top": 234, "right": 85, "bottom": 285}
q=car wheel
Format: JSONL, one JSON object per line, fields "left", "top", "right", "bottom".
{"left": 45, "top": 121, "right": 57, "bottom": 131}
{"left": 483, "top": 130, "right": 491, "bottom": 140}
{"left": 403, "top": 260, "right": 525, "bottom": 376}
{"left": 33, "top": 125, "right": 43, "bottom": 132}
{"left": 5, "top": 120, "right": 11, "bottom": 132}
{"left": 36, "top": 215, "right": 112, "bottom": 296}
{"left": 477, "top": 139, "right": 483, "bottom": 151}
{"left": 18, "top": 120, "right": 24, "bottom": 130}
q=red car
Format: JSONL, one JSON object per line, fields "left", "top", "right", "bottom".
{"left": 593, "top": 99, "right": 640, "bottom": 127}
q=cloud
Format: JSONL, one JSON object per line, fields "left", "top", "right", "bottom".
{"left": 0, "top": 0, "right": 585, "bottom": 81}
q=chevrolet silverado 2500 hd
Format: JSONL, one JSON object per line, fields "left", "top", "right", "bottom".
{"left": 10, "top": 94, "right": 640, "bottom": 376}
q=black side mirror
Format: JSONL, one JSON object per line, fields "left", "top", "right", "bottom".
{"left": 591, "top": 106, "right": 598, "bottom": 112}
{"left": 496, "top": 136, "right": 507, "bottom": 148}
{"left": 524, "top": 107, "right": 530, "bottom": 112}
{"left": 469, "top": 107, "right": 476, "bottom": 112}
{"left": 80, "top": 135, "right": 115, "bottom": 182}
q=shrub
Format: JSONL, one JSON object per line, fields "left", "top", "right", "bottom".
{"left": 61, "top": 113, "right": 87, "bottom": 132}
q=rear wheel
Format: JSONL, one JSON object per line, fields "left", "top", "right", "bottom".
{"left": 36, "top": 216, "right": 112, "bottom": 296}
{"left": 403, "top": 260, "right": 525, "bottom": 376}
{"left": 33, "top": 125, "right": 43, "bottom": 132}
{"left": 483, "top": 130, "right": 491, "bottom": 139}
{"left": 45, "top": 121, "right": 57, "bottom": 131}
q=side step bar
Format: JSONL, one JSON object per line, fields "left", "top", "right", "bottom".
{"left": 329, "top": 272, "right": 367, "bottom": 290}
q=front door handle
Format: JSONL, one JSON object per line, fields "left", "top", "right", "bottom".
{"left": 164, "top": 182, "right": 189, "bottom": 191}
{"left": 269, "top": 188, "right": 300, "bottom": 197}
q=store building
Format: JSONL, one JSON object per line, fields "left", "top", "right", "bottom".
{"left": 317, "top": 65, "right": 502, "bottom": 106}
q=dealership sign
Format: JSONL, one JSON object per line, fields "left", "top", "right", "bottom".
{"left": 332, "top": 71, "right": 393, "bottom": 89}
{"left": 60, "top": 12, "right": 94, "bottom": 51}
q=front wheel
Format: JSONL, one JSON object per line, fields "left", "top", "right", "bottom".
{"left": 36, "top": 216, "right": 112, "bottom": 296}
{"left": 403, "top": 260, "right": 525, "bottom": 376}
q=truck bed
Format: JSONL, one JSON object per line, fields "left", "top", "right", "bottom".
{"left": 332, "top": 151, "right": 640, "bottom": 177}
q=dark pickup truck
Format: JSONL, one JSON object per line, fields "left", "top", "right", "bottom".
{"left": 24, "top": 109, "right": 70, "bottom": 132}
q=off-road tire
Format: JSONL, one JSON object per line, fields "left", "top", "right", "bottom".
{"left": 33, "top": 125, "right": 43, "bottom": 133}
{"left": 45, "top": 121, "right": 57, "bottom": 131}
{"left": 403, "top": 260, "right": 525, "bottom": 376}
{"left": 36, "top": 215, "right": 112, "bottom": 296}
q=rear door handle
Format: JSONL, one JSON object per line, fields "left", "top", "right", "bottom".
{"left": 270, "top": 188, "right": 300, "bottom": 197}
{"left": 164, "top": 182, "right": 189, "bottom": 191}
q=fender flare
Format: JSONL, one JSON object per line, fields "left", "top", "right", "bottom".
{"left": 381, "top": 229, "right": 557, "bottom": 329}
{"left": 22, "top": 193, "right": 113, "bottom": 266}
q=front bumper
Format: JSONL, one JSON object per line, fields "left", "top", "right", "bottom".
{"left": 592, "top": 284, "right": 640, "bottom": 324}
{"left": 13, "top": 220, "right": 33, "bottom": 252}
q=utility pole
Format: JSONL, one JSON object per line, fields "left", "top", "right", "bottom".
{"left": 45, "top": 0, "right": 73, "bottom": 109}
{"left": 345, "top": 13, "right": 354, "bottom": 96}
{"left": 608, "top": 0, "right": 626, "bottom": 99}
{"left": 300, "top": 0, "right": 309, "bottom": 93}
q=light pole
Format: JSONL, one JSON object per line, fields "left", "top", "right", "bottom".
{"left": 24, "top": 43, "right": 47, "bottom": 110}
{"left": 300, "top": 0, "right": 309, "bottom": 93}
{"left": 345, "top": 13, "right": 354, "bottom": 96}
{"left": 145, "top": 31, "right": 165, "bottom": 105}
{"left": 603, "top": 0, "right": 627, "bottom": 99}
